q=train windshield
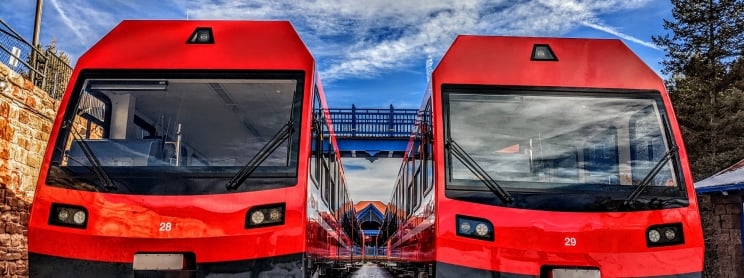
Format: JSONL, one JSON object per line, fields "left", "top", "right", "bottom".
{"left": 46, "top": 72, "right": 304, "bottom": 195}
{"left": 444, "top": 89, "right": 687, "bottom": 211}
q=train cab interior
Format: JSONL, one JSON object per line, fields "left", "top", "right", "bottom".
{"left": 62, "top": 78, "right": 300, "bottom": 169}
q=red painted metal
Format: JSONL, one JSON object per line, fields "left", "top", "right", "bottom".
{"left": 28, "top": 20, "right": 359, "bottom": 276}
{"left": 381, "top": 36, "right": 704, "bottom": 277}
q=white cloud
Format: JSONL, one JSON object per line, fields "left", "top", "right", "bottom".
{"left": 38, "top": 0, "right": 660, "bottom": 80}
{"left": 343, "top": 158, "right": 402, "bottom": 202}
{"left": 581, "top": 21, "right": 661, "bottom": 50}
{"left": 48, "top": 0, "right": 117, "bottom": 46}
{"left": 178, "top": 0, "right": 658, "bottom": 81}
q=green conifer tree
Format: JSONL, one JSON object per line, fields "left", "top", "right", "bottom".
{"left": 653, "top": 0, "right": 744, "bottom": 180}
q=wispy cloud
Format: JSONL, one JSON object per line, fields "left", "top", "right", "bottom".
{"left": 178, "top": 0, "right": 657, "bottom": 81}
{"left": 37, "top": 0, "right": 659, "bottom": 81}
{"left": 47, "top": 0, "right": 119, "bottom": 47}
{"left": 581, "top": 21, "right": 660, "bottom": 50}
{"left": 48, "top": 0, "right": 88, "bottom": 45}
{"left": 343, "top": 158, "right": 402, "bottom": 202}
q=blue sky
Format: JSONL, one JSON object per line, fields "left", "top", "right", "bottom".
{"left": 0, "top": 0, "right": 674, "bottom": 202}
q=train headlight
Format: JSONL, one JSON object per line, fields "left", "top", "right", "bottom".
{"left": 246, "top": 203, "right": 285, "bottom": 228}
{"left": 456, "top": 215, "right": 494, "bottom": 241}
{"left": 269, "top": 208, "right": 282, "bottom": 222}
{"left": 647, "top": 229, "right": 661, "bottom": 243}
{"left": 646, "top": 223, "right": 684, "bottom": 247}
{"left": 250, "top": 211, "right": 265, "bottom": 225}
{"left": 48, "top": 203, "right": 88, "bottom": 229}
{"left": 57, "top": 209, "right": 70, "bottom": 222}
{"left": 73, "top": 211, "right": 87, "bottom": 225}
{"left": 459, "top": 221, "right": 472, "bottom": 233}
{"left": 475, "top": 223, "right": 489, "bottom": 237}
{"left": 664, "top": 228, "right": 676, "bottom": 240}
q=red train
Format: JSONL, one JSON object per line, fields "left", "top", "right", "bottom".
{"left": 28, "top": 20, "right": 362, "bottom": 277}
{"left": 379, "top": 36, "right": 704, "bottom": 277}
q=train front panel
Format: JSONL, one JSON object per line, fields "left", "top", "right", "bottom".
{"left": 430, "top": 36, "right": 704, "bottom": 277}
{"left": 27, "top": 20, "right": 355, "bottom": 277}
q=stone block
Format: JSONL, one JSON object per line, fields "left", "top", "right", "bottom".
{"left": 40, "top": 122, "right": 51, "bottom": 133}
{"left": 10, "top": 87, "right": 22, "bottom": 101}
{"left": 0, "top": 102, "right": 8, "bottom": 118}
{"left": 25, "top": 155, "right": 41, "bottom": 169}
{"left": 0, "top": 212, "right": 10, "bottom": 222}
{"left": 725, "top": 203, "right": 742, "bottom": 214}
{"left": 19, "top": 212, "right": 27, "bottom": 226}
{"left": 5, "top": 223, "right": 22, "bottom": 234}
{"left": 17, "top": 112, "right": 28, "bottom": 125}
{"left": 720, "top": 214, "right": 740, "bottom": 229}
{"left": 15, "top": 137, "right": 27, "bottom": 150}
{"left": 9, "top": 235, "right": 21, "bottom": 248}
{"left": 0, "top": 234, "right": 9, "bottom": 247}
{"left": 0, "top": 250, "right": 20, "bottom": 262}
{"left": 9, "top": 212, "right": 19, "bottom": 224}
{"left": 25, "top": 96, "right": 36, "bottom": 109}
{"left": 698, "top": 194, "right": 711, "bottom": 203}
{"left": 14, "top": 259, "right": 27, "bottom": 275}
{"left": 730, "top": 230, "right": 742, "bottom": 243}
{"left": 2, "top": 125, "right": 12, "bottom": 143}
{"left": 714, "top": 194, "right": 742, "bottom": 205}
{"left": 720, "top": 270, "right": 738, "bottom": 278}
{"left": 22, "top": 79, "right": 33, "bottom": 91}
{"left": 715, "top": 204, "right": 727, "bottom": 214}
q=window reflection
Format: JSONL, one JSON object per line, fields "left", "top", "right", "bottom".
{"left": 445, "top": 91, "right": 677, "bottom": 191}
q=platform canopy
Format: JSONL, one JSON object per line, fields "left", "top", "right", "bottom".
{"left": 695, "top": 159, "right": 744, "bottom": 193}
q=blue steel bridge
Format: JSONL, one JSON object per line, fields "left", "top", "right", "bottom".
{"left": 324, "top": 104, "right": 418, "bottom": 159}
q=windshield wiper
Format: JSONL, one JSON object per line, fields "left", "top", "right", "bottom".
{"left": 226, "top": 121, "right": 293, "bottom": 191}
{"left": 624, "top": 145, "right": 678, "bottom": 206}
{"left": 446, "top": 139, "right": 513, "bottom": 204}
{"left": 63, "top": 120, "right": 116, "bottom": 192}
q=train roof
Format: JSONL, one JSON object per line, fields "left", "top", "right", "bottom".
{"left": 76, "top": 20, "right": 314, "bottom": 70}
{"left": 433, "top": 35, "right": 663, "bottom": 90}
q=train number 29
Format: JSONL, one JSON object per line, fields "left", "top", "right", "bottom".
{"left": 564, "top": 237, "right": 577, "bottom": 246}
{"left": 159, "top": 222, "right": 172, "bottom": 232}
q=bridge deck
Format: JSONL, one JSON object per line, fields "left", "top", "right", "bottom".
{"left": 325, "top": 105, "right": 417, "bottom": 158}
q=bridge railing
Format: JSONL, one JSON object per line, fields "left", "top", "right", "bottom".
{"left": 326, "top": 105, "right": 418, "bottom": 137}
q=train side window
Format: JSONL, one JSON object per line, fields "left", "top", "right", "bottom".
{"left": 323, "top": 158, "right": 331, "bottom": 205}
{"left": 414, "top": 157, "right": 422, "bottom": 207}
{"left": 421, "top": 101, "right": 433, "bottom": 194}
{"left": 408, "top": 169, "right": 418, "bottom": 216}
{"left": 330, "top": 153, "right": 338, "bottom": 213}
{"left": 322, "top": 137, "right": 334, "bottom": 208}
{"left": 310, "top": 86, "right": 322, "bottom": 188}
{"left": 406, "top": 154, "right": 415, "bottom": 214}
{"left": 396, "top": 180, "right": 403, "bottom": 219}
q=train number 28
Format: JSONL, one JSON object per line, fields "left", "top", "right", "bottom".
{"left": 564, "top": 237, "right": 577, "bottom": 246}
{"left": 159, "top": 222, "right": 172, "bottom": 232}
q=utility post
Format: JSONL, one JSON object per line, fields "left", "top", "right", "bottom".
{"left": 31, "top": 0, "right": 44, "bottom": 83}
